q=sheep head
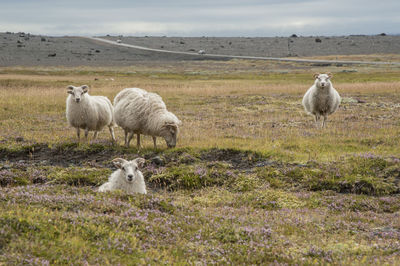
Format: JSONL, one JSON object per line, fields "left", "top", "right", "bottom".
{"left": 161, "top": 121, "right": 180, "bottom": 148}
{"left": 112, "top": 158, "right": 145, "bottom": 183}
{"left": 314, "top": 73, "right": 332, "bottom": 89}
{"left": 67, "top": 85, "right": 89, "bottom": 103}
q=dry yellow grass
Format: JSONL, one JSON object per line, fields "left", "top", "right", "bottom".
{"left": 1, "top": 64, "right": 400, "bottom": 162}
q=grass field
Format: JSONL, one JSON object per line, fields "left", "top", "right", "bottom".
{"left": 1, "top": 60, "right": 400, "bottom": 264}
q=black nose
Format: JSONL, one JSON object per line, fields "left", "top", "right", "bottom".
{"left": 76, "top": 99, "right": 80, "bottom": 102}
{"left": 127, "top": 174, "right": 133, "bottom": 180}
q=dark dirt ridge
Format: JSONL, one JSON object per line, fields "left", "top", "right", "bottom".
{"left": 1, "top": 142, "right": 399, "bottom": 196}
{"left": 1, "top": 32, "right": 399, "bottom": 66}
{"left": 0, "top": 142, "right": 276, "bottom": 170}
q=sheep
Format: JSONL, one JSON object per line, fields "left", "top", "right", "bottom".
{"left": 66, "top": 85, "right": 116, "bottom": 142}
{"left": 98, "top": 158, "right": 147, "bottom": 194}
{"left": 302, "top": 73, "right": 341, "bottom": 128}
{"left": 114, "top": 87, "right": 182, "bottom": 149}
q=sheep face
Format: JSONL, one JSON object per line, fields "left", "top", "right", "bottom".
{"left": 112, "top": 158, "right": 145, "bottom": 183}
{"left": 67, "top": 85, "right": 89, "bottom": 103}
{"left": 314, "top": 73, "right": 332, "bottom": 89}
{"left": 160, "top": 123, "right": 179, "bottom": 148}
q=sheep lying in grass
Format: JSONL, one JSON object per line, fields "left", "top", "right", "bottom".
{"left": 302, "top": 73, "right": 341, "bottom": 128}
{"left": 98, "top": 158, "right": 147, "bottom": 194}
{"left": 114, "top": 88, "right": 182, "bottom": 148}
{"left": 66, "top": 85, "right": 116, "bottom": 142}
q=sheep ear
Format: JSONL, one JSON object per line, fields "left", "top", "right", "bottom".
{"left": 81, "top": 85, "right": 89, "bottom": 93}
{"left": 67, "top": 85, "right": 74, "bottom": 94}
{"left": 134, "top": 158, "right": 145, "bottom": 168}
{"left": 164, "top": 121, "right": 177, "bottom": 128}
{"left": 166, "top": 124, "right": 177, "bottom": 131}
{"left": 327, "top": 72, "right": 333, "bottom": 79}
{"left": 112, "top": 158, "right": 126, "bottom": 169}
{"left": 313, "top": 73, "right": 320, "bottom": 79}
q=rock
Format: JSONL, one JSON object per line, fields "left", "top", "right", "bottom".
{"left": 41, "top": 37, "right": 46, "bottom": 42}
{"left": 39, "top": 160, "right": 49, "bottom": 166}
{"left": 341, "top": 69, "right": 358, "bottom": 73}
{"left": 151, "top": 156, "right": 164, "bottom": 166}
{"left": 379, "top": 33, "right": 386, "bottom": 36}
{"left": 341, "top": 97, "right": 358, "bottom": 103}
{"left": 356, "top": 99, "right": 366, "bottom": 103}
{"left": 48, "top": 53, "right": 56, "bottom": 57}
{"left": 315, "top": 38, "right": 322, "bottom": 43}
{"left": 311, "top": 63, "right": 332, "bottom": 67}
{"left": 95, "top": 50, "right": 100, "bottom": 53}
{"left": 255, "top": 160, "right": 275, "bottom": 167}
{"left": 290, "top": 34, "right": 298, "bottom": 38}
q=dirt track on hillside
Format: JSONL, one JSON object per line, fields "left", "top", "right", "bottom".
{"left": 1, "top": 32, "right": 399, "bottom": 67}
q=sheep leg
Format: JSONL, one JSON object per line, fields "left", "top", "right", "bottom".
{"left": 136, "top": 134, "right": 141, "bottom": 149}
{"left": 84, "top": 129, "right": 89, "bottom": 140}
{"left": 124, "top": 130, "right": 128, "bottom": 146}
{"left": 93, "top": 131, "right": 98, "bottom": 140}
{"left": 314, "top": 115, "right": 320, "bottom": 128}
{"left": 126, "top": 132, "right": 134, "bottom": 147}
{"left": 322, "top": 116, "right": 327, "bottom": 128}
{"left": 108, "top": 126, "right": 116, "bottom": 143}
{"left": 76, "top": 128, "right": 80, "bottom": 140}
{"left": 152, "top": 136, "right": 157, "bottom": 149}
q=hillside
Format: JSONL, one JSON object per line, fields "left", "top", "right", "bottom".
{"left": 1, "top": 32, "right": 400, "bottom": 66}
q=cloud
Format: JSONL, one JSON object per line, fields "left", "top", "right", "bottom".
{"left": 0, "top": 0, "right": 399, "bottom": 36}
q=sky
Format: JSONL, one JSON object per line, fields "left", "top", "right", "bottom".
{"left": 1, "top": 0, "right": 399, "bottom": 37}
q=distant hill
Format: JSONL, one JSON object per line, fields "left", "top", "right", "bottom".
{"left": 1, "top": 32, "right": 400, "bottom": 66}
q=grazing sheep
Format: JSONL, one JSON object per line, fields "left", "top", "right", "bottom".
{"left": 302, "top": 73, "right": 341, "bottom": 128}
{"left": 114, "top": 88, "right": 181, "bottom": 148}
{"left": 66, "top": 85, "right": 116, "bottom": 142}
{"left": 98, "top": 158, "right": 147, "bottom": 194}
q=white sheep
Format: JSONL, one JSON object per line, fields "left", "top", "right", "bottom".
{"left": 98, "top": 158, "right": 147, "bottom": 194}
{"left": 302, "top": 73, "right": 341, "bottom": 128}
{"left": 66, "top": 85, "right": 116, "bottom": 141}
{"left": 114, "top": 88, "right": 181, "bottom": 148}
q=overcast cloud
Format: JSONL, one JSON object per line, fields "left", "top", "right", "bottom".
{"left": 1, "top": 0, "right": 399, "bottom": 36}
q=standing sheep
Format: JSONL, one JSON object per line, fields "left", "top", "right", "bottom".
{"left": 98, "top": 158, "right": 147, "bottom": 194}
{"left": 302, "top": 73, "right": 341, "bottom": 128}
{"left": 66, "top": 85, "right": 116, "bottom": 142}
{"left": 114, "top": 88, "right": 181, "bottom": 148}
